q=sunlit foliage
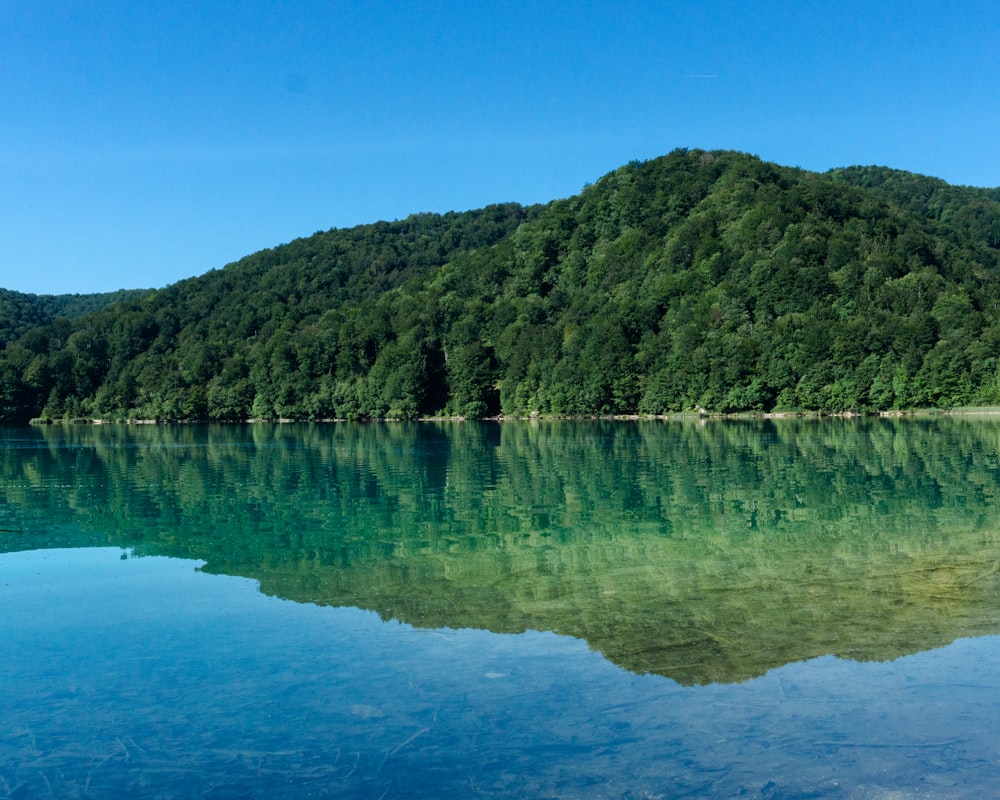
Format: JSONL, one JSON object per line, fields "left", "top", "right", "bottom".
{"left": 3, "top": 150, "right": 1000, "bottom": 423}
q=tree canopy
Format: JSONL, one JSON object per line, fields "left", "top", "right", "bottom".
{"left": 3, "top": 149, "right": 1000, "bottom": 424}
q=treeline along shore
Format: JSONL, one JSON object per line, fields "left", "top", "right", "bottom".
{"left": 3, "top": 149, "right": 1000, "bottom": 424}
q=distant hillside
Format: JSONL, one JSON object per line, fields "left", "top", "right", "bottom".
{"left": 2, "top": 149, "right": 1000, "bottom": 424}
{"left": 0, "top": 288, "right": 152, "bottom": 350}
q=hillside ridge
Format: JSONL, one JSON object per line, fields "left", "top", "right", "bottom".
{"left": 3, "top": 148, "right": 1000, "bottom": 423}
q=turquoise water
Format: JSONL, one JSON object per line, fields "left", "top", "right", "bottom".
{"left": 2, "top": 419, "right": 1000, "bottom": 797}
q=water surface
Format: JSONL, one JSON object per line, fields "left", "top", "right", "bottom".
{"left": 2, "top": 419, "right": 1000, "bottom": 797}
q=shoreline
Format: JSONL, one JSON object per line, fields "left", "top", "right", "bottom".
{"left": 28, "top": 407, "right": 1000, "bottom": 426}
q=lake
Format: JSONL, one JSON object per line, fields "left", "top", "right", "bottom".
{"left": 2, "top": 418, "right": 1000, "bottom": 798}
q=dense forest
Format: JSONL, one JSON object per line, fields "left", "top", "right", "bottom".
{"left": 3, "top": 148, "right": 1000, "bottom": 424}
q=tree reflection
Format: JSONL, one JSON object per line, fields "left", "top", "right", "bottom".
{"left": 2, "top": 417, "right": 1000, "bottom": 684}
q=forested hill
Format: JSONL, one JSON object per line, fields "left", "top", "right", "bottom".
{"left": 3, "top": 148, "right": 1000, "bottom": 424}
{"left": 0, "top": 288, "right": 151, "bottom": 350}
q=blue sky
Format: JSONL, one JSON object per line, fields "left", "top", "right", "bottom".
{"left": 2, "top": 1, "right": 999, "bottom": 295}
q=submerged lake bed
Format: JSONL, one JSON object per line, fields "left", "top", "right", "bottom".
{"left": 2, "top": 419, "right": 1000, "bottom": 798}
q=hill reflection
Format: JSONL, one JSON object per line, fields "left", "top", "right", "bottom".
{"left": 3, "top": 418, "right": 1000, "bottom": 685}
